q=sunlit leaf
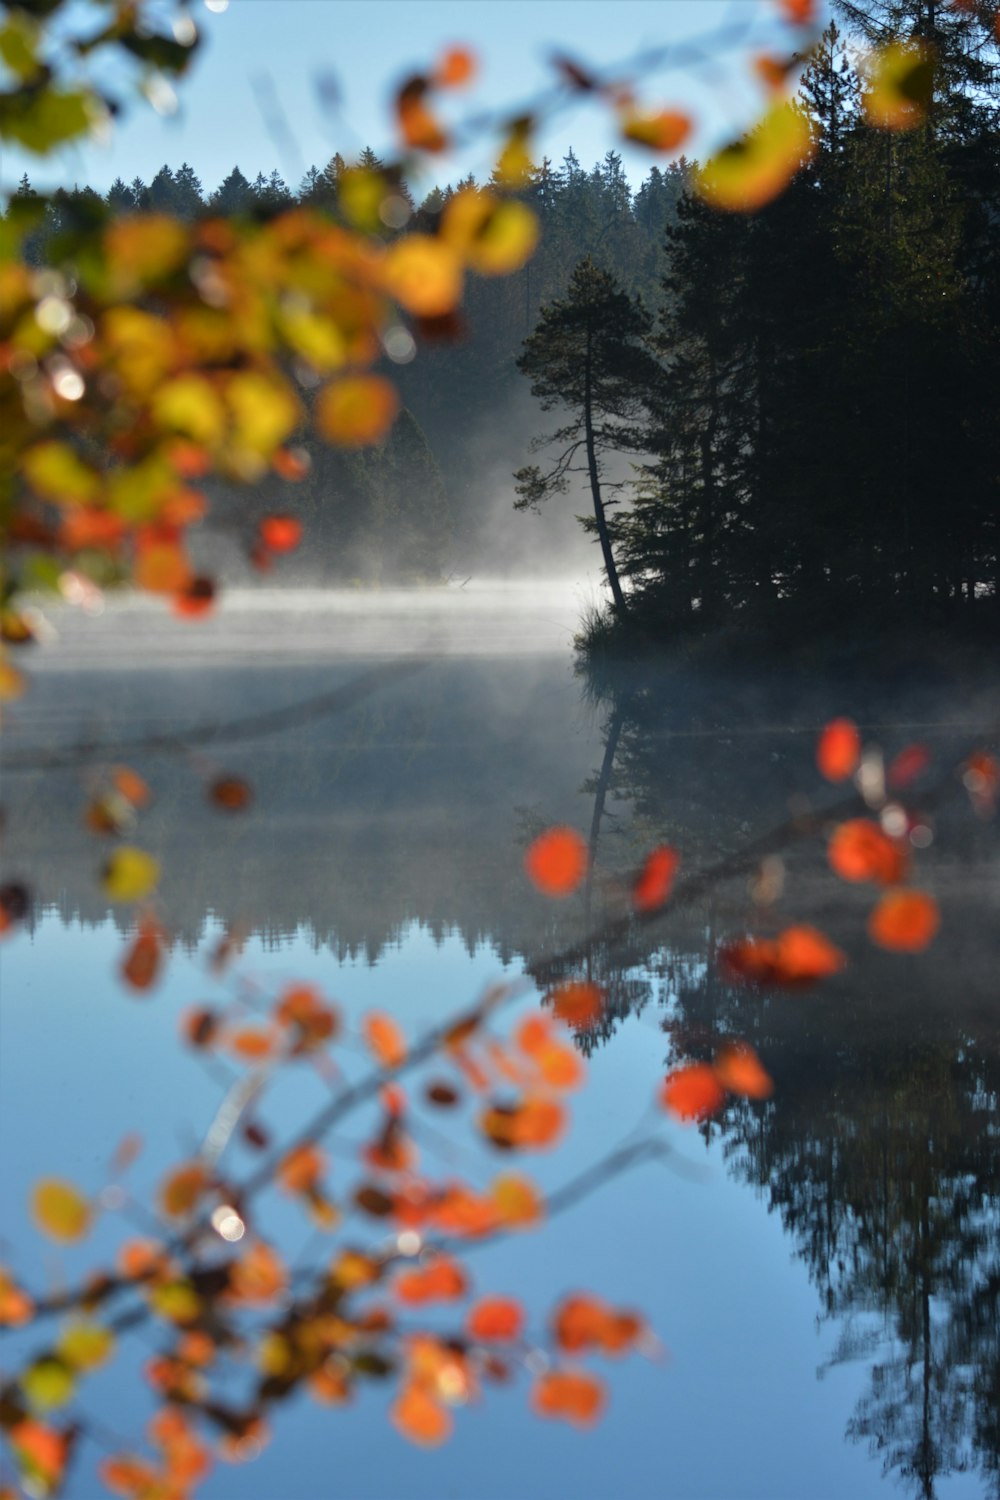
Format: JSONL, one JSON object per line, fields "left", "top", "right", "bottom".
{"left": 660, "top": 1063, "right": 726, "bottom": 1122}
{"left": 0, "top": 1268, "right": 34, "bottom": 1326}
{"left": 383, "top": 235, "right": 463, "bottom": 317}
{"left": 277, "top": 1142, "right": 326, "bottom": 1195}
{"left": 829, "top": 818, "right": 907, "bottom": 884}
{"left": 391, "top": 1381, "right": 453, "bottom": 1446}
{"left": 101, "top": 846, "right": 160, "bottom": 902}
{"left": 495, "top": 117, "right": 534, "bottom": 187}
{"left": 863, "top": 40, "right": 934, "bottom": 130}
{"left": 396, "top": 77, "right": 449, "bottom": 152}
{"left": 434, "top": 45, "right": 476, "bottom": 88}
{"left": 620, "top": 107, "right": 691, "bottom": 153}
{"left": 868, "top": 889, "right": 940, "bottom": 951}
{"left": 480, "top": 1095, "right": 565, "bottom": 1150}
{"left": 720, "top": 924, "right": 847, "bottom": 985}
{"left": 713, "top": 1042, "right": 773, "bottom": 1100}
{"left": 816, "top": 718, "right": 861, "bottom": 782}
{"left": 362, "top": 1011, "right": 407, "bottom": 1069}
{"left": 553, "top": 1293, "right": 644, "bottom": 1356}
{"left": 227, "top": 370, "right": 301, "bottom": 457}
{"left": 531, "top": 1368, "right": 605, "bottom": 1427}
{"left": 441, "top": 189, "right": 539, "bottom": 276}
{"left": 315, "top": 374, "right": 400, "bottom": 447}
{"left": 152, "top": 374, "right": 225, "bottom": 445}
{"left": 227, "top": 1241, "right": 287, "bottom": 1305}
{"left": 10, "top": 1419, "right": 70, "bottom": 1496}
{"left": 524, "top": 826, "right": 587, "bottom": 897}
{"left": 466, "top": 1296, "right": 524, "bottom": 1342}
{"left": 158, "top": 1162, "right": 209, "bottom": 1219}
{"left": 394, "top": 1254, "right": 467, "bottom": 1305}
{"left": 696, "top": 100, "right": 815, "bottom": 211}
{"left": 632, "top": 845, "right": 679, "bottom": 912}
{"left": 258, "top": 515, "right": 303, "bottom": 553}
{"left": 32, "top": 1178, "right": 92, "bottom": 1242}
{"left": 491, "top": 1172, "right": 543, "bottom": 1227}
{"left": 57, "top": 1322, "right": 115, "bottom": 1372}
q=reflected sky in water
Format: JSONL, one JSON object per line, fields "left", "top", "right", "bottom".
{"left": 2, "top": 591, "right": 998, "bottom": 1498}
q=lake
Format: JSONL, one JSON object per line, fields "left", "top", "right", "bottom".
{"left": 2, "top": 583, "right": 999, "bottom": 1499}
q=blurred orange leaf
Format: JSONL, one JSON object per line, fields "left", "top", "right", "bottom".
{"left": 315, "top": 374, "right": 400, "bottom": 447}
{"left": 208, "top": 775, "right": 253, "bottom": 813}
{"left": 259, "top": 515, "right": 302, "bottom": 553}
{"left": 620, "top": 107, "right": 691, "bottom": 153}
{"left": 277, "top": 1143, "right": 326, "bottom": 1195}
{"left": 720, "top": 925, "right": 847, "bottom": 985}
{"left": 159, "top": 1162, "right": 209, "bottom": 1219}
{"left": 363, "top": 1011, "right": 407, "bottom": 1069}
{"left": 660, "top": 1063, "right": 726, "bottom": 1122}
{"left": 0, "top": 1268, "right": 34, "bottom": 1327}
{"left": 632, "top": 845, "right": 679, "bottom": 912}
{"left": 696, "top": 100, "right": 814, "bottom": 211}
{"left": 549, "top": 980, "right": 603, "bottom": 1028}
{"left": 394, "top": 1254, "right": 467, "bottom": 1305}
{"left": 816, "top": 717, "right": 861, "bottom": 781}
{"left": 888, "top": 743, "right": 931, "bottom": 789}
{"left": 392, "top": 1381, "right": 452, "bottom": 1446}
{"left": 532, "top": 1368, "right": 605, "bottom": 1427}
{"left": 829, "top": 818, "right": 908, "bottom": 884}
{"left": 467, "top": 1296, "right": 524, "bottom": 1342}
{"left": 713, "top": 1042, "right": 773, "bottom": 1100}
{"left": 434, "top": 45, "right": 476, "bottom": 87}
{"left": 868, "top": 889, "right": 940, "bottom": 951}
{"left": 383, "top": 235, "right": 463, "bottom": 318}
{"left": 120, "top": 918, "right": 165, "bottom": 992}
{"left": 524, "top": 826, "right": 587, "bottom": 897}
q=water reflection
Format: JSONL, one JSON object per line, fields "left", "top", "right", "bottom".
{"left": 4, "top": 633, "right": 1000, "bottom": 1496}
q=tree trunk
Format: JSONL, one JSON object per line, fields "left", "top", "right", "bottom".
{"left": 584, "top": 325, "right": 628, "bottom": 618}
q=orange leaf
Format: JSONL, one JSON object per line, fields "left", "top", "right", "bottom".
{"left": 777, "top": 0, "right": 816, "bottom": 22}
{"left": 227, "top": 1241, "right": 287, "bottom": 1305}
{"left": 226, "top": 1026, "right": 276, "bottom": 1062}
{"left": 0, "top": 1268, "right": 33, "bottom": 1327}
{"left": 531, "top": 1369, "right": 605, "bottom": 1427}
{"left": 10, "top": 1422, "right": 69, "bottom": 1489}
{"left": 720, "top": 925, "right": 847, "bottom": 985}
{"left": 434, "top": 45, "right": 476, "bottom": 88}
{"left": 660, "top": 1064, "right": 726, "bottom": 1122}
{"left": 392, "top": 1381, "right": 453, "bottom": 1446}
{"left": 491, "top": 1172, "right": 543, "bottom": 1227}
{"left": 134, "top": 540, "right": 192, "bottom": 595}
{"left": 713, "top": 1042, "right": 773, "bottom": 1100}
{"left": 315, "top": 374, "right": 399, "bottom": 447}
{"left": 112, "top": 766, "right": 151, "bottom": 809}
{"left": 397, "top": 78, "right": 449, "bottom": 152}
{"left": 817, "top": 717, "right": 861, "bottom": 781}
{"left": 383, "top": 236, "right": 463, "bottom": 318}
{"left": 159, "top": 1162, "right": 208, "bottom": 1219}
{"left": 208, "top": 775, "right": 253, "bottom": 813}
{"left": 363, "top": 1012, "right": 407, "bottom": 1069}
{"left": 549, "top": 980, "right": 603, "bottom": 1028}
{"left": 621, "top": 108, "right": 691, "bottom": 153}
{"left": 277, "top": 1143, "right": 326, "bottom": 1195}
{"left": 481, "top": 1096, "right": 565, "bottom": 1150}
{"left": 120, "top": 919, "right": 165, "bottom": 992}
{"left": 467, "top": 1296, "right": 524, "bottom": 1342}
{"left": 394, "top": 1254, "right": 467, "bottom": 1305}
{"left": 258, "top": 515, "right": 302, "bottom": 553}
{"left": 524, "top": 826, "right": 587, "bottom": 897}
{"left": 868, "top": 889, "right": 940, "bottom": 952}
{"left": 888, "top": 743, "right": 931, "bottom": 789}
{"left": 172, "top": 575, "right": 217, "bottom": 619}
{"left": 632, "top": 845, "right": 680, "bottom": 912}
{"left": 829, "top": 819, "right": 908, "bottom": 884}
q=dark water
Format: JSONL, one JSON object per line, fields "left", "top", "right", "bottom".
{"left": 2, "top": 588, "right": 999, "bottom": 1499}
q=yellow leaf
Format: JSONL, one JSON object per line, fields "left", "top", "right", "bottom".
{"left": 32, "top": 1179, "right": 91, "bottom": 1243}
{"left": 21, "top": 1359, "right": 74, "bottom": 1413}
{"left": 21, "top": 441, "right": 100, "bottom": 506}
{"left": 620, "top": 108, "right": 691, "bottom": 154}
{"left": 104, "top": 214, "right": 189, "bottom": 294}
{"left": 101, "top": 847, "right": 160, "bottom": 903}
{"left": 495, "top": 120, "right": 534, "bottom": 187}
{"left": 441, "top": 189, "right": 539, "bottom": 276}
{"left": 0, "top": 657, "right": 26, "bottom": 701}
{"left": 339, "top": 167, "right": 387, "bottom": 233}
{"left": 695, "top": 100, "right": 815, "bottom": 212}
{"left": 149, "top": 1280, "right": 201, "bottom": 1324}
{"left": 226, "top": 370, "right": 301, "bottom": 457}
{"left": 152, "top": 375, "right": 226, "bottom": 445}
{"left": 315, "top": 375, "right": 399, "bottom": 447}
{"left": 57, "top": 1322, "right": 115, "bottom": 1372}
{"left": 863, "top": 40, "right": 934, "bottom": 131}
{"left": 383, "top": 234, "right": 463, "bottom": 317}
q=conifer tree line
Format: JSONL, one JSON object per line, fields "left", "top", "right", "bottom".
{"left": 517, "top": 0, "right": 1000, "bottom": 640}
{"left": 9, "top": 148, "right": 685, "bottom": 579}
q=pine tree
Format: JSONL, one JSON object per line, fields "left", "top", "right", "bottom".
{"left": 514, "top": 259, "right": 657, "bottom": 616}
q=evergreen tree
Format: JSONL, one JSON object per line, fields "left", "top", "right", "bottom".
{"left": 514, "top": 259, "right": 658, "bottom": 616}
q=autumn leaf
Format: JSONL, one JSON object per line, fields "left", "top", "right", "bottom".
{"left": 620, "top": 107, "right": 691, "bottom": 153}
{"left": 32, "top": 1179, "right": 92, "bottom": 1242}
{"left": 101, "top": 846, "right": 160, "bottom": 903}
{"left": 383, "top": 236, "right": 463, "bottom": 318}
{"left": 816, "top": 718, "right": 861, "bottom": 782}
{"left": 0, "top": 1268, "right": 34, "bottom": 1326}
{"left": 720, "top": 925, "right": 846, "bottom": 985}
{"left": 660, "top": 1064, "right": 726, "bottom": 1123}
{"left": 888, "top": 743, "right": 931, "bottom": 790}
{"left": 524, "top": 826, "right": 588, "bottom": 897}
{"left": 394, "top": 1254, "right": 467, "bottom": 1305}
{"left": 363, "top": 1011, "right": 407, "bottom": 1069}
{"left": 531, "top": 1368, "right": 605, "bottom": 1427}
{"left": 467, "top": 1296, "right": 524, "bottom": 1342}
{"left": 868, "top": 889, "right": 940, "bottom": 952}
{"left": 696, "top": 100, "right": 815, "bottom": 211}
{"left": 434, "top": 45, "right": 476, "bottom": 88}
{"left": 713, "top": 1042, "right": 773, "bottom": 1100}
{"left": 632, "top": 845, "right": 680, "bottom": 912}
{"left": 120, "top": 917, "right": 165, "bottom": 991}
{"left": 258, "top": 515, "right": 302, "bottom": 553}
{"left": 392, "top": 1381, "right": 453, "bottom": 1446}
{"left": 276, "top": 1142, "right": 326, "bottom": 1195}
{"left": 158, "top": 1162, "right": 209, "bottom": 1219}
{"left": 491, "top": 1172, "right": 543, "bottom": 1227}
{"left": 315, "top": 374, "right": 400, "bottom": 446}
{"left": 863, "top": 40, "right": 934, "bottom": 130}
{"left": 208, "top": 775, "right": 253, "bottom": 812}
{"left": 549, "top": 980, "right": 604, "bottom": 1029}
{"left": 829, "top": 818, "right": 908, "bottom": 885}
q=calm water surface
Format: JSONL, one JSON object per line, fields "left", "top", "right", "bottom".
{"left": 2, "top": 585, "right": 998, "bottom": 1499}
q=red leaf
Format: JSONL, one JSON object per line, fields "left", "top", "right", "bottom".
{"left": 868, "top": 889, "right": 939, "bottom": 952}
{"left": 632, "top": 845, "right": 679, "bottom": 912}
{"left": 524, "top": 827, "right": 587, "bottom": 897}
{"left": 816, "top": 718, "right": 861, "bottom": 781}
{"left": 660, "top": 1063, "right": 726, "bottom": 1122}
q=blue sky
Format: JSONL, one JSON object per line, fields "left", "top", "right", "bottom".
{"left": 9, "top": 0, "right": 806, "bottom": 198}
